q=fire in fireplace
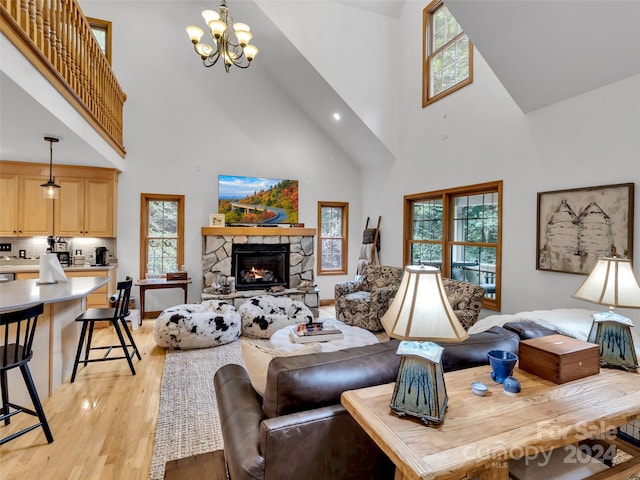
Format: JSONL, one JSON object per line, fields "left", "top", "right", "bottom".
{"left": 232, "top": 244, "right": 290, "bottom": 291}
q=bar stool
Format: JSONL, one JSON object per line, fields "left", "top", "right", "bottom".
{"left": 71, "top": 278, "right": 141, "bottom": 382}
{"left": 0, "top": 302, "right": 54, "bottom": 445}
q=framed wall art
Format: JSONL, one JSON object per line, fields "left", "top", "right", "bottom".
{"left": 536, "top": 183, "right": 634, "bottom": 275}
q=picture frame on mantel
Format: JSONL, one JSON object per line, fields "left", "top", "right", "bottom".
{"left": 536, "top": 183, "right": 634, "bottom": 275}
{"left": 209, "top": 213, "right": 225, "bottom": 227}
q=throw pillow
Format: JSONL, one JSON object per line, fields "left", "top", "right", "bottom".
{"left": 240, "top": 339, "right": 322, "bottom": 396}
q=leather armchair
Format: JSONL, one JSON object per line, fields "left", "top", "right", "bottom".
{"left": 214, "top": 326, "right": 519, "bottom": 480}
{"left": 334, "top": 264, "right": 404, "bottom": 331}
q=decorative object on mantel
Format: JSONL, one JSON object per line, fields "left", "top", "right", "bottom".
{"left": 574, "top": 256, "right": 640, "bottom": 371}
{"left": 185, "top": 0, "right": 258, "bottom": 72}
{"left": 381, "top": 265, "right": 469, "bottom": 426}
{"left": 41, "top": 136, "right": 61, "bottom": 199}
{"left": 209, "top": 213, "right": 225, "bottom": 227}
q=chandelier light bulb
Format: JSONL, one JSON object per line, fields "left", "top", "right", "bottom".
{"left": 235, "top": 29, "right": 252, "bottom": 47}
{"left": 243, "top": 44, "right": 258, "bottom": 61}
{"left": 195, "top": 43, "right": 215, "bottom": 57}
{"left": 185, "top": 25, "right": 204, "bottom": 44}
{"left": 210, "top": 19, "right": 227, "bottom": 38}
{"left": 201, "top": 9, "right": 220, "bottom": 25}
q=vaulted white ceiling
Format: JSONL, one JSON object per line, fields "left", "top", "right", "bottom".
{"left": 2, "top": 0, "right": 640, "bottom": 169}
{"left": 445, "top": 0, "right": 640, "bottom": 112}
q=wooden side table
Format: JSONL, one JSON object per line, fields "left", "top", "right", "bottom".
{"left": 342, "top": 366, "right": 640, "bottom": 480}
{"left": 135, "top": 278, "right": 192, "bottom": 319}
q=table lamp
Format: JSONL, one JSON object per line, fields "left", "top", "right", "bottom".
{"left": 381, "top": 265, "right": 469, "bottom": 426}
{"left": 573, "top": 257, "right": 640, "bottom": 372}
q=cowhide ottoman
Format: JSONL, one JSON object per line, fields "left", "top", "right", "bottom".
{"left": 153, "top": 300, "right": 241, "bottom": 349}
{"left": 238, "top": 295, "right": 314, "bottom": 339}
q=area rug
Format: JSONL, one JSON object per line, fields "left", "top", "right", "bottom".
{"left": 148, "top": 342, "right": 245, "bottom": 480}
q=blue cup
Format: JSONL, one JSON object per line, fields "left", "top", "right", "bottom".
{"left": 487, "top": 350, "right": 518, "bottom": 384}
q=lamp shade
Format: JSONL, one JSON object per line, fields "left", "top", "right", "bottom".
{"left": 381, "top": 265, "right": 469, "bottom": 342}
{"left": 573, "top": 257, "right": 640, "bottom": 309}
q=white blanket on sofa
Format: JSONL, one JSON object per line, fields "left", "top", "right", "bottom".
{"left": 469, "top": 308, "right": 640, "bottom": 355}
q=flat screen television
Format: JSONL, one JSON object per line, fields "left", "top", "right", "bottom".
{"left": 218, "top": 175, "right": 299, "bottom": 225}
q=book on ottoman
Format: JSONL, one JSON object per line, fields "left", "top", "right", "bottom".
{"left": 519, "top": 334, "right": 599, "bottom": 384}
{"left": 290, "top": 323, "right": 344, "bottom": 343}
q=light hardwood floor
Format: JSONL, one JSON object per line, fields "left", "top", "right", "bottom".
{"left": 1, "top": 305, "right": 336, "bottom": 480}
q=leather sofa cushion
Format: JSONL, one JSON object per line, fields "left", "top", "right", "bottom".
{"left": 439, "top": 325, "right": 519, "bottom": 372}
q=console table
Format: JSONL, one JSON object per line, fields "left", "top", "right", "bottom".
{"left": 342, "top": 366, "right": 640, "bottom": 480}
{"left": 135, "top": 278, "right": 192, "bottom": 319}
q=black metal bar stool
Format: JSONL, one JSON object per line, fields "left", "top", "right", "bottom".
{"left": 71, "top": 278, "right": 141, "bottom": 382}
{"left": 0, "top": 302, "right": 54, "bottom": 445}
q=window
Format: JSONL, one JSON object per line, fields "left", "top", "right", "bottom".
{"left": 140, "top": 194, "right": 184, "bottom": 277}
{"left": 88, "top": 17, "right": 112, "bottom": 64}
{"left": 317, "top": 201, "right": 349, "bottom": 275}
{"left": 422, "top": 1, "right": 473, "bottom": 107}
{"left": 404, "top": 181, "right": 502, "bottom": 310}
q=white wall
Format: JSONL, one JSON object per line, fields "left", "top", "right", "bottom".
{"left": 361, "top": 0, "right": 640, "bottom": 324}
{"left": 81, "top": 0, "right": 640, "bottom": 327}
{"left": 82, "top": 2, "right": 363, "bottom": 310}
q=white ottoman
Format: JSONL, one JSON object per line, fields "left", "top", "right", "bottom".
{"left": 270, "top": 318, "right": 379, "bottom": 353}
{"left": 153, "top": 300, "right": 241, "bottom": 349}
{"left": 239, "top": 295, "right": 314, "bottom": 339}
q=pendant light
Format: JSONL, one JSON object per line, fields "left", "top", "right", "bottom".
{"left": 41, "top": 136, "right": 61, "bottom": 199}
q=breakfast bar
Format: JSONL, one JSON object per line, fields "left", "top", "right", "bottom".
{"left": 0, "top": 277, "right": 110, "bottom": 403}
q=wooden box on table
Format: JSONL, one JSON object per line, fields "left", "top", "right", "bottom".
{"left": 518, "top": 334, "right": 599, "bottom": 384}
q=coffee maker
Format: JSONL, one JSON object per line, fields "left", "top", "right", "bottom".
{"left": 95, "top": 247, "right": 109, "bottom": 266}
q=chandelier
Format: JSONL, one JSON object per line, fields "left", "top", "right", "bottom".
{"left": 41, "top": 136, "right": 61, "bottom": 199}
{"left": 185, "top": 0, "right": 258, "bottom": 72}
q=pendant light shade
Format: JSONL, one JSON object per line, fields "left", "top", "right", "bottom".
{"left": 41, "top": 136, "right": 61, "bottom": 199}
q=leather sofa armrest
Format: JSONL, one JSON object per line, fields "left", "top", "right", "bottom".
{"left": 260, "top": 405, "right": 395, "bottom": 480}
{"left": 335, "top": 280, "right": 362, "bottom": 296}
{"left": 214, "top": 364, "right": 267, "bottom": 480}
{"left": 502, "top": 321, "right": 559, "bottom": 340}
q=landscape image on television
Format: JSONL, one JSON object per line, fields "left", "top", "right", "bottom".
{"left": 218, "top": 175, "right": 299, "bottom": 225}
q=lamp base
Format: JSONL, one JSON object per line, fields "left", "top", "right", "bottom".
{"left": 588, "top": 314, "right": 638, "bottom": 372}
{"left": 389, "top": 355, "right": 447, "bottom": 426}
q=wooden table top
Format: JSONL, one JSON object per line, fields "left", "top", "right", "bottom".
{"left": 341, "top": 365, "right": 640, "bottom": 480}
{"left": 135, "top": 278, "right": 192, "bottom": 287}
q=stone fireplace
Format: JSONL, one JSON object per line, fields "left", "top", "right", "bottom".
{"left": 201, "top": 227, "right": 316, "bottom": 296}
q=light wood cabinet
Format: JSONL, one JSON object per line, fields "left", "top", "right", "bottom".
{"left": 0, "top": 172, "right": 53, "bottom": 236}
{"left": 54, "top": 177, "right": 117, "bottom": 237}
{"left": 0, "top": 161, "right": 118, "bottom": 238}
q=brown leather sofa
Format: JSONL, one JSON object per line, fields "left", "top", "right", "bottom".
{"left": 214, "top": 325, "right": 519, "bottom": 480}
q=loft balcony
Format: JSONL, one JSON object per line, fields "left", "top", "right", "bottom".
{"left": 1, "top": 0, "right": 126, "bottom": 158}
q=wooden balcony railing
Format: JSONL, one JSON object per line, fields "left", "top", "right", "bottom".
{"left": 1, "top": 0, "right": 126, "bottom": 157}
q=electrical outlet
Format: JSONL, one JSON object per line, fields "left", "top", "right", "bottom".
{"left": 0, "top": 243, "right": 11, "bottom": 252}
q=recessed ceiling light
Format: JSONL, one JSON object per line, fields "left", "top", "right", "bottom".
{"left": 333, "top": 113, "right": 341, "bottom": 121}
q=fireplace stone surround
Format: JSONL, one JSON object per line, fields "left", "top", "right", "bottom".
{"left": 201, "top": 226, "right": 316, "bottom": 297}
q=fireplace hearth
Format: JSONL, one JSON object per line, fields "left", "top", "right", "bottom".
{"left": 232, "top": 244, "right": 290, "bottom": 291}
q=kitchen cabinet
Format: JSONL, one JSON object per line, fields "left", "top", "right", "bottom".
{"left": 0, "top": 161, "right": 118, "bottom": 239}
{"left": 54, "top": 176, "right": 117, "bottom": 237}
{"left": 0, "top": 173, "right": 53, "bottom": 236}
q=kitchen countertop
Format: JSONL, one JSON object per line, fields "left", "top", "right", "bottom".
{"left": 0, "top": 276, "right": 110, "bottom": 312}
{"left": 0, "top": 264, "right": 118, "bottom": 273}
